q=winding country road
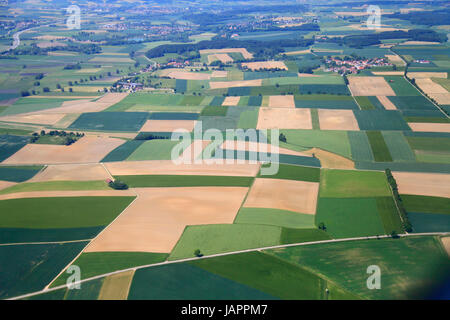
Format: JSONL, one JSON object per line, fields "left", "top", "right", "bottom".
{"left": 7, "top": 231, "right": 449, "bottom": 300}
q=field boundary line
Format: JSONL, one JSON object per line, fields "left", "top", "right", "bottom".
{"left": 43, "top": 191, "right": 140, "bottom": 290}
{"left": 0, "top": 239, "right": 92, "bottom": 246}
{"left": 10, "top": 231, "right": 449, "bottom": 300}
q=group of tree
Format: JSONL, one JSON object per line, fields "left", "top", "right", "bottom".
{"left": 385, "top": 168, "right": 412, "bottom": 233}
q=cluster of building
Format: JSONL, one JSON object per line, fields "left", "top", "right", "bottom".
{"left": 324, "top": 57, "right": 393, "bottom": 74}
{"left": 101, "top": 22, "right": 191, "bottom": 37}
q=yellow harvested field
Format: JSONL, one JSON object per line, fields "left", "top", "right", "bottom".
{"left": 385, "top": 55, "right": 405, "bottom": 65}
{"left": 244, "top": 178, "right": 319, "bottom": 214}
{"left": 0, "top": 113, "right": 66, "bottom": 125}
{"left": 211, "top": 70, "right": 228, "bottom": 78}
{"left": 393, "top": 172, "right": 450, "bottom": 198}
{"left": 377, "top": 96, "right": 397, "bottom": 110}
{"left": 105, "top": 160, "right": 260, "bottom": 177}
{"left": 348, "top": 76, "right": 396, "bottom": 96}
{"left": 30, "top": 164, "right": 110, "bottom": 182}
{"left": 64, "top": 86, "right": 106, "bottom": 93}
{"left": 441, "top": 237, "right": 450, "bottom": 257}
{"left": 222, "top": 96, "right": 241, "bottom": 106}
{"left": 268, "top": 95, "right": 295, "bottom": 108}
{"left": 0, "top": 180, "right": 16, "bottom": 191}
{"left": 85, "top": 187, "right": 249, "bottom": 253}
{"left": 257, "top": 108, "right": 312, "bottom": 129}
{"left": 76, "top": 68, "right": 102, "bottom": 73}
{"left": 2, "top": 136, "right": 125, "bottom": 165}
{"left": 34, "top": 35, "right": 66, "bottom": 40}
{"left": 408, "top": 72, "right": 448, "bottom": 79}
{"left": 304, "top": 148, "right": 355, "bottom": 170}
{"left": 242, "top": 61, "right": 287, "bottom": 71}
{"left": 98, "top": 270, "right": 134, "bottom": 300}
{"left": 219, "top": 140, "right": 311, "bottom": 158}
{"left": 318, "top": 109, "right": 359, "bottom": 131}
{"left": 200, "top": 48, "right": 253, "bottom": 59}
{"left": 23, "top": 93, "right": 128, "bottom": 114}
{"left": 414, "top": 78, "right": 450, "bottom": 104}
{"left": 0, "top": 189, "right": 135, "bottom": 201}
{"left": 139, "top": 120, "right": 197, "bottom": 132}
{"left": 167, "top": 71, "right": 211, "bottom": 80}
{"left": 209, "top": 79, "right": 262, "bottom": 89}
{"left": 214, "top": 53, "right": 233, "bottom": 63}
{"left": 285, "top": 49, "right": 311, "bottom": 55}
{"left": 408, "top": 123, "right": 450, "bottom": 133}
{"left": 401, "top": 41, "right": 441, "bottom": 45}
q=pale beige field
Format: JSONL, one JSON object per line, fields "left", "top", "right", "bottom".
{"left": 200, "top": 48, "right": 253, "bottom": 59}
{"left": 268, "top": 95, "right": 295, "bottom": 108}
{"left": 209, "top": 79, "right": 262, "bottom": 89}
{"left": 401, "top": 41, "right": 441, "bottom": 45}
{"left": 318, "top": 109, "right": 359, "bottom": 131}
{"left": 0, "top": 189, "right": 135, "bottom": 201}
{"left": 2, "top": 136, "right": 125, "bottom": 165}
{"left": 407, "top": 72, "right": 448, "bottom": 79}
{"left": 211, "top": 70, "right": 228, "bottom": 78}
{"left": 348, "top": 76, "right": 396, "bottom": 96}
{"left": 37, "top": 41, "right": 66, "bottom": 48}
{"left": 242, "top": 61, "right": 287, "bottom": 71}
{"left": 257, "top": 108, "right": 312, "bottom": 129}
{"left": 213, "top": 53, "right": 233, "bottom": 63}
{"left": 441, "top": 237, "right": 450, "bottom": 257}
{"left": 219, "top": 141, "right": 312, "bottom": 158}
{"left": 23, "top": 93, "right": 128, "bottom": 115}
{"left": 85, "top": 187, "right": 249, "bottom": 253}
{"left": 89, "top": 57, "right": 134, "bottom": 63}
{"left": 285, "top": 49, "right": 311, "bottom": 56}
{"left": 167, "top": 71, "right": 211, "bottom": 80}
{"left": 30, "top": 163, "right": 110, "bottom": 182}
{"left": 105, "top": 160, "right": 261, "bottom": 177}
{"left": 98, "top": 270, "right": 135, "bottom": 300}
{"left": 408, "top": 123, "right": 450, "bottom": 133}
{"left": 139, "top": 120, "right": 197, "bottom": 132}
{"left": 53, "top": 114, "right": 81, "bottom": 128}
{"left": 393, "top": 172, "right": 450, "bottom": 198}
{"left": 222, "top": 96, "right": 241, "bottom": 106}
{"left": 0, "top": 180, "right": 17, "bottom": 191}
{"left": 304, "top": 148, "right": 355, "bottom": 170}
{"left": 244, "top": 178, "right": 319, "bottom": 214}
{"left": 0, "top": 113, "right": 66, "bottom": 125}
{"left": 415, "top": 78, "right": 450, "bottom": 104}
{"left": 377, "top": 96, "right": 397, "bottom": 110}
{"left": 298, "top": 73, "right": 319, "bottom": 77}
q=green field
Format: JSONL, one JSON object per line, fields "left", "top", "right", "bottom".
{"left": 0, "top": 196, "right": 135, "bottom": 229}
{"left": 234, "top": 208, "right": 316, "bottom": 229}
{"left": 402, "top": 195, "right": 450, "bottom": 215}
{"left": 257, "top": 163, "right": 320, "bottom": 182}
{"left": 128, "top": 262, "right": 275, "bottom": 300}
{"left": 366, "top": 131, "right": 393, "bottom": 162}
{"left": 169, "top": 224, "right": 282, "bottom": 260}
{"left": 316, "top": 197, "right": 386, "bottom": 238}
{"left": 269, "top": 236, "right": 449, "bottom": 299}
{"left": 126, "top": 140, "right": 181, "bottom": 160}
{"left": 115, "top": 175, "right": 253, "bottom": 188}
{"left": 0, "top": 242, "right": 88, "bottom": 299}
{"left": 0, "top": 165, "right": 43, "bottom": 182}
{"left": 319, "top": 169, "right": 391, "bottom": 198}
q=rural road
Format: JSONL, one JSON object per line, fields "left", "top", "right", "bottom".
{"left": 7, "top": 231, "right": 449, "bottom": 300}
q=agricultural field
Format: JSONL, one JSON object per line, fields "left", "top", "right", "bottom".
{"left": 0, "top": 0, "right": 449, "bottom": 303}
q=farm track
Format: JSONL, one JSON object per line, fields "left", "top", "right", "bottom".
{"left": 7, "top": 231, "right": 449, "bottom": 300}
